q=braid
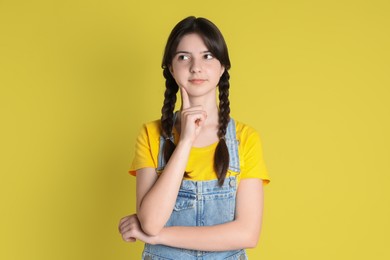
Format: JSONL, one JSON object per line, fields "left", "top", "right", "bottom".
{"left": 214, "top": 70, "right": 231, "bottom": 186}
{"left": 161, "top": 68, "right": 179, "bottom": 164}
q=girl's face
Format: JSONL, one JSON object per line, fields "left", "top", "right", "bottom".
{"left": 169, "top": 33, "right": 225, "bottom": 98}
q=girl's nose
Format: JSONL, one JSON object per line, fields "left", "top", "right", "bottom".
{"left": 190, "top": 59, "right": 202, "bottom": 73}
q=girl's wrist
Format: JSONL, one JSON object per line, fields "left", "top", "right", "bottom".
{"left": 149, "top": 233, "right": 161, "bottom": 245}
{"left": 177, "top": 138, "right": 193, "bottom": 149}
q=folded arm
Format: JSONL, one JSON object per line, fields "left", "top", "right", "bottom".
{"left": 155, "top": 178, "right": 264, "bottom": 251}
{"left": 120, "top": 178, "right": 264, "bottom": 251}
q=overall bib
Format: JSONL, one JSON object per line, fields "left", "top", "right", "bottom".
{"left": 142, "top": 118, "right": 247, "bottom": 260}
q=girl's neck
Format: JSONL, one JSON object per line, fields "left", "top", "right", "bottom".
{"left": 181, "top": 95, "right": 219, "bottom": 127}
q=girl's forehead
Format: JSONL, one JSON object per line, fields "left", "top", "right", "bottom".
{"left": 176, "top": 33, "right": 208, "bottom": 51}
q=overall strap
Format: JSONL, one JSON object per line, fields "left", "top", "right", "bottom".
{"left": 157, "top": 116, "right": 241, "bottom": 172}
{"left": 225, "top": 118, "right": 241, "bottom": 172}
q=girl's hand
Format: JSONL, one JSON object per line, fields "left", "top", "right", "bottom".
{"left": 118, "top": 214, "right": 157, "bottom": 244}
{"left": 179, "top": 87, "right": 207, "bottom": 144}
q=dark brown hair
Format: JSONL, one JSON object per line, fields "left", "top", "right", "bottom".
{"left": 161, "top": 16, "right": 231, "bottom": 186}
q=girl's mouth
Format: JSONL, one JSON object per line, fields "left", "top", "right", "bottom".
{"left": 189, "top": 79, "right": 206, "bottom": 84}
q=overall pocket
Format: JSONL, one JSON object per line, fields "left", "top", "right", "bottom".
{"left": 165, "top": 193, "right": 196, "bottom": 227}
{"left": 202, "top": 190, "right": 236, "bottom": 226}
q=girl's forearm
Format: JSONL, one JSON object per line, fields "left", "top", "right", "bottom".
{"left": 137, "top": 140, "right": 192, "bottom": 235}
{"left": 153, "top": 220, "right": 260, "bottom": 251}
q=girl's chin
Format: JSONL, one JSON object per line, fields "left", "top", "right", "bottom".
{"left": 185, "top": 91, "right": 217, "bottom": 99}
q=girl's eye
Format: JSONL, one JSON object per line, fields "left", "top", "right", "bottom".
{"left": 178, "top": 55, "right": 190, "bottom": 61}
{"left": 204, "top": 53, "right": 214, "bottom": 60}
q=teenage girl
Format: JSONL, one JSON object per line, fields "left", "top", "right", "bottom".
{"left": 118, "top": 16, "right": 270, "bottom": 260}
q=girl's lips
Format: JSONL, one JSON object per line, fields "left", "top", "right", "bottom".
{"left": 189, "top": 79, "right": 207, "bottom": 84}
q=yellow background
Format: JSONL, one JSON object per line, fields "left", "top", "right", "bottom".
{"left": 1, "top": 0, "right": 389, "bottom": 259}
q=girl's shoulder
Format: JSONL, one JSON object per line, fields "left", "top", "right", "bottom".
{"left": 233, "top": 119, "right": 260, "bottom": 139}
{"left": 143, "top": 119, "right": 161, "bottom": 131}
{"left": 233, "top": 119, "right": 265, "bottom": 151}
{"left": 135, "top": 119, "right": 161, "bottom": 144}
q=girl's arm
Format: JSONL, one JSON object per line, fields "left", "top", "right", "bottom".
{"left": 135, "top": 140, "right": 192, "bottom": 236}
{"left": 156, "top": 178, "right": 264, "bottom": 251}
{"left": 136, "top": 88, "right": 207, "bottom": 236}
{"left": 120, "top": 178, "right": 264, "bottom": 251}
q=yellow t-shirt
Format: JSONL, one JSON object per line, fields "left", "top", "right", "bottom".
{"left": 129, "top": 119, "right": 270, "bottom": 185}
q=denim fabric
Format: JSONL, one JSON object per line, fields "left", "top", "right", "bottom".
{"left": 143, "top": 118, "right": 247, "bottom": 259}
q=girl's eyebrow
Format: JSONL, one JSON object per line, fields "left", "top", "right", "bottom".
{"left": 174, "top": 51, "right": 191, "bottom": 55}
{"left": 174, "top": 50, "right": 211, "bottom": 55}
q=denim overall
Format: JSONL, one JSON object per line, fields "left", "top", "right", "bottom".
{"left": 142, "top": 118, "right": 247, "bottom": 260}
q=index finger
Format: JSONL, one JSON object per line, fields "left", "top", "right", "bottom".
{"left": 180, "top": 87, "right": 190, "bottom": 109}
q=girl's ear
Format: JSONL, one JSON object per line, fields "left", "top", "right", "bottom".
{"left": 169, "top": 65, "right": 174, "bottom": 76}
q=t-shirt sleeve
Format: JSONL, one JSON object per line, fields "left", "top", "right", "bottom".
{"left": 129, "top": 124, "right": 156, "bottom": 176}
{"left": 240, "top": 127, "right": 270, "bottom": 185}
